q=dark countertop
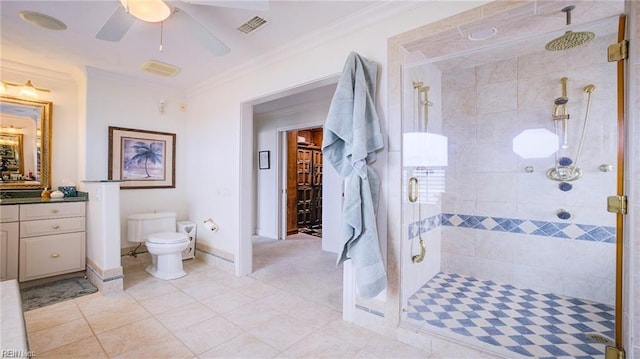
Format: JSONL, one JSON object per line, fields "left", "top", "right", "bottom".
{"left": 0, "top": 191, "right": 88, "bottom": 205}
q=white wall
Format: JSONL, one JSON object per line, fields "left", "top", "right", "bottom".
{"left": 82, "top": 67, "right": 189, "bottom": 248}
{"left": 184, "top": 0, "right": 485, "bottom": 262}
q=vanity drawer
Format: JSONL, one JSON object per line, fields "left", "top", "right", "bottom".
{"left": 20, "top": 217, "right": 86, "bottom": 238}
{"left": 19, "top": 232, "right": 86, "bottom": 282}
{"left": 0, "top": 205, "right": 19, "bottom": 222}
{"left": 20, "top": 202, "right": 85, "bottom": 221}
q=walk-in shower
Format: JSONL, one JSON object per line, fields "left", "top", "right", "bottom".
{"left": 400, "top": 3, "right": 621, "bottom": 358}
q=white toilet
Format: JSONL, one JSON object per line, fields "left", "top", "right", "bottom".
{"left": 127, "top": 212, "right": 190, "bottom": 280}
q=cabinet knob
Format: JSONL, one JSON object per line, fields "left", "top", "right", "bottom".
{"left": 51, "top": 253, "right": 60, "bottom": 258}
{"left": 52, "top": 225, "right": 60, "bottom": 230}
{"left": 51, "top": 209, "right": 59, "bottom": 214}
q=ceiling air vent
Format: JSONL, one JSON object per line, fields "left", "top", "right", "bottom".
{"left": 141, "top": 60, "right": 181, "bottom": 77}
{"left": 237, "top": 16, "right": 267, "bottom": 34}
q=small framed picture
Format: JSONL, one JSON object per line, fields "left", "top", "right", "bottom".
{"left": 258, "top": 150, "right": 270, "bottom": 170}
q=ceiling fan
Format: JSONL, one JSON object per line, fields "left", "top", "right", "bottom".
{"left": 96, "top": 0, "right": 268, "bottom": 56}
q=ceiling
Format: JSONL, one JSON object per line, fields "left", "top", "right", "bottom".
{"left": 0, "top": 1, "right": 380, "bottom": 90}
{"left": 403, "top": 0, "right": 624, "bottom": 72}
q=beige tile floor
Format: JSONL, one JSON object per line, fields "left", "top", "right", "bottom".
{"left": 24, "top": 254, "right": 433, "bottom": 358}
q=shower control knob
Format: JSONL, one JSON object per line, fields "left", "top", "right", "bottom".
{"left": 556, "top": 209, "right": 571, "bottom": 220}
{"left": 559, "top": 182, "right": 572, "bottom": 192}
{"left": 599, "top": 164, "right": 614, "bottom": 172}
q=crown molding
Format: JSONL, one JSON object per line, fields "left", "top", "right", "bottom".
{"left": 84, "top": 66, "right": 187, "bottom": 96}
{"left": 0, "top": 59, "right": 73, "bottom": 81}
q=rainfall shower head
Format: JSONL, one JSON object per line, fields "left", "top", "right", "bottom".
{"left": 545, "top": 30, "right": 595, "bottom": 51}
{"left": 545, "top": 5, "right": 595, "bottom": 51}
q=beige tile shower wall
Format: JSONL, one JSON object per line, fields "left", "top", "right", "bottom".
{"left": 439, "top": 30, "right": 618, "bottom": 305}
{"left": 625, "top": 0, "right": 639, "bottom": 356}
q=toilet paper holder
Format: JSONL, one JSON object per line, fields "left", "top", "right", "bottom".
{"left": 203, "top": 218, "right": 218, "bottom": 232}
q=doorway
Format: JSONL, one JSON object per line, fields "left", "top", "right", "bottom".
{"left": 243, "top": 78, "right": 347, "bottom": 313}
{"left": 286, "top": 127, "right": 323, "bottom": 239}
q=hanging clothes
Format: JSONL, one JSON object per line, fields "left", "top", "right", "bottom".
{"left": 322, "top": 51, "right": 386, "bottom": 299}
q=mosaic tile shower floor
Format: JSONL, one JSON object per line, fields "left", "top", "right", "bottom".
{"left": 407, "top": 272, "right": 614, "bottom": 359}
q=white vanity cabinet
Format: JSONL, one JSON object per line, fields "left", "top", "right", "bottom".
{"left": 0, "top": 205, "right": 19, "bottom": 281}
{"left": 18, "top": 202, "right": 86, "bottom": 282}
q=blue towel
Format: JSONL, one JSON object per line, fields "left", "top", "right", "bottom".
{"left": 322, "top": 52, "right": 386, "bottom": 299}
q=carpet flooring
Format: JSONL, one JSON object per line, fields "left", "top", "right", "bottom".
{"left": 21, "top": 277, "right": 98, "bottom": 311}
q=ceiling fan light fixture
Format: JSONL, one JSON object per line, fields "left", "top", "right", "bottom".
{"left": 121, "top": 0, "right": 171, "bottom": 23}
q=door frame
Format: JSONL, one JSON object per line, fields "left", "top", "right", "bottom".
{"left": 239, "top": 76, "right": 337, "bottom": 275}
{"left": 276, "top": 121, "right": 324, "bottom": 241}
{"left": 239, "top": 74, "right": 355, "bottom": 320}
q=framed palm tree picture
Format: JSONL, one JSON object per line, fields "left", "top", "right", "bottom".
{"left": 108, "top": 126, "right": 176, "bottom": 189}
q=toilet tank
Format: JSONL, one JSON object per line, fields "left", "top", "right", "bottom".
{"left": 127, "top": 212, "right": 177, "bottom": 243}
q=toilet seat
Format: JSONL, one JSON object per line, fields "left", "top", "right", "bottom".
{"left": 147, "top": 232, "right": 188, "bottom": 244}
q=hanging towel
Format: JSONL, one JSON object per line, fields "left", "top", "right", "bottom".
{"left": 322, "top": 51, "right": 386, "bottom": 299}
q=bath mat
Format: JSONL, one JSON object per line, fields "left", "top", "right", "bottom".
{"left": 20, "top": 277, "right": 98, "bottom": 311}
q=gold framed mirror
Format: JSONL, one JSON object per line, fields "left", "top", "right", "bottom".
{"left": 0, "top": 96, "right": 51, "bottom": 190}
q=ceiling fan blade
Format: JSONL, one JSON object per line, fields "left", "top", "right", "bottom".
{"left": 96, "top": 5, "right": 135, "bottom": 42}
{"left": 175, "top": 5, "right": 230, "bottom": 56}
{"left": 178, "top": 0, "right": 269, "bottom": 11}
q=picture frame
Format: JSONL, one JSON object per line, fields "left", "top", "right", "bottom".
{"left": 108, "top": 126, "right": 176, "bottom": 189}
{"left": 258, "top": 150, "right": 270, "bottom": 170}
{"left": 0, "top": 133, "right": 24, "bottom": 175}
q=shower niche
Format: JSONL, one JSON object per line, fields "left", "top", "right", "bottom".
{"left": 398, "top": 2, "right": 623, "bottom": 358}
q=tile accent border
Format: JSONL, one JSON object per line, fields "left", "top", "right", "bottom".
{"left": 408, "top": 213, "right": 615, "bottom": 244}
{"left": 355, "top": 304, "right": 385, "bottom": 318}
